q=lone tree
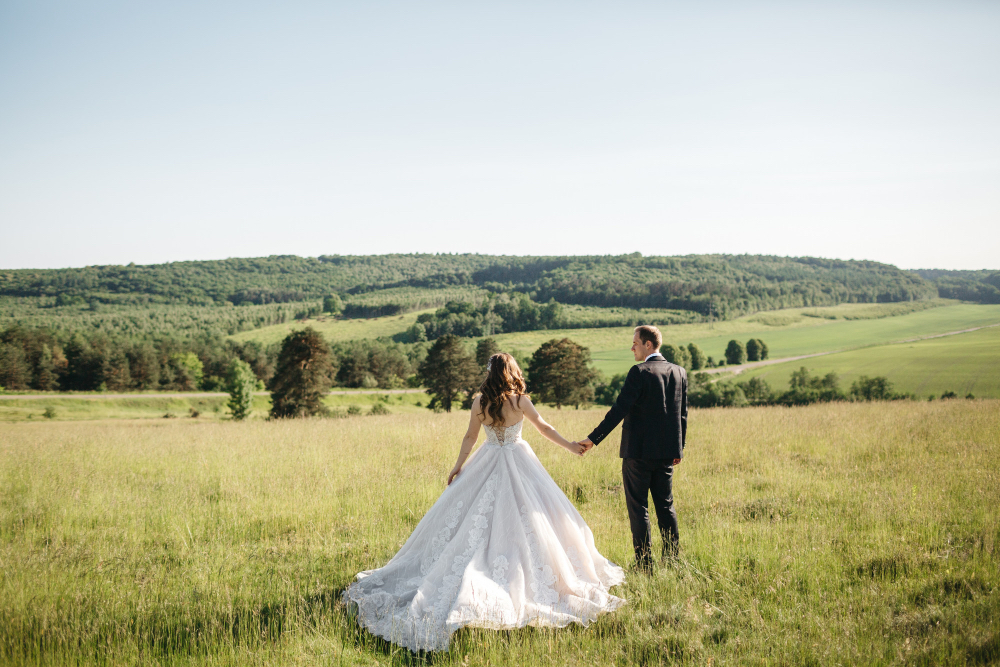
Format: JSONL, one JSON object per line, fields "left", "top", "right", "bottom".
{"left": 687, "top": 342, "right": 707, "bottom": 370}
{"left": 528, "top": 338, "right": 597, "bottom": 409}
{"left": 269, "top": 327, "right": 336, "bottom": 418}
{"left": 226, "top": 358, "right": 258, "bottom": 420}
{"left": 418, "top": 334, "right": 480, "bottom": 412}
{"left": 725, "top": 339, "right": 747, "bottom": 365}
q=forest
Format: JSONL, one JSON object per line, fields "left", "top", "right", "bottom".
{"left": 3, "top": 253, "right": 995, "bottom": 394}
{"left": 1, "top": 253, "right": 955, "bottom": 316}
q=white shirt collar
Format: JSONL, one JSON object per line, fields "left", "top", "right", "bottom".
{"left": 644, "top": 352, "right": 663, "bottom": 362}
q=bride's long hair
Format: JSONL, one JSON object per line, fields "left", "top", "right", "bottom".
{"left": 478, "top": 353, "right": 527, "bottom": 426}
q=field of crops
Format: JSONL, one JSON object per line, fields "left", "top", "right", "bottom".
{"left": 2, "top": 401, "right": 998, "bottom": 665}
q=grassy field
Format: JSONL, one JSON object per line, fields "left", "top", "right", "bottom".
{"left": 732, "top": 323, "right": 1000, "bottom": 400}
{"left": 1, "top": 402, "right": 998, "bottom": 665}
{"left": 0, "top": 392, "right": 427, "bottom": 422}
{"left": 225, "top": 301, "right": 1000, "bottom": 379}
{"left": 567, "top": 303, "right": 1000, "bottom": 378}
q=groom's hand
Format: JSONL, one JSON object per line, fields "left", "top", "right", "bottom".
{"left": 580, "top": 438, "right": 594, "bottom": 453}
{"left": 673, "top": 458, "right": 681, "bottom": 465}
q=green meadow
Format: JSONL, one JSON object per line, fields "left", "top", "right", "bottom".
{"left": 1, "top": 401, "right": 998, "bottom": 665}
{"left": 733, "top": 323, "right": 1000, "bottom": 400}
{"left": 574, "top": 302, "right": 1000, "bottom": 378}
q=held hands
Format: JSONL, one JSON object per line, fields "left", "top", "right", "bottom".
{"left": 565, "top": 438, "right": 594, "bottom": 457}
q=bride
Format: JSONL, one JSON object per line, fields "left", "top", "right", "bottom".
{"left": 343, "top": 353, "right": 626, "bottom": 652}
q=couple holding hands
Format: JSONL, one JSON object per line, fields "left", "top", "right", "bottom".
{"left": 345, "top": 325, "right": 688, "bottom": 653}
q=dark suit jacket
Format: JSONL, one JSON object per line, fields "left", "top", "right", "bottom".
{"left": 588, "top": 356, "right": 688, "bottom": 460}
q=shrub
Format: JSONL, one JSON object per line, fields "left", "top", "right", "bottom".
{"left": 370, "top": 403, "right": 390, "bottom": 416}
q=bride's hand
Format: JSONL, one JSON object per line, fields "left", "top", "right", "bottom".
{"left": 447, "top": 466, "right": 462, "bottom": 485}
{"left": 565, "top": 441, "right": 586, "bottom": 456}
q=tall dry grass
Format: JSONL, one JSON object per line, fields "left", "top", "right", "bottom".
{"left": 1, "top": 401, "right": 998, "bottom": 665}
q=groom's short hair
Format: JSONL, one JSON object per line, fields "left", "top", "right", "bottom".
{"left": 634, "top": 325, "right": 662, "bottom": 350}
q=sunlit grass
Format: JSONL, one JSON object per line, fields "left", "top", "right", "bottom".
{"left": 1, "top": 401, "right": 998, "bottom": 665}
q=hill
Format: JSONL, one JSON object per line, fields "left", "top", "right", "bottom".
{"left": 2, "top": 253, "right": 939, "bottom": 320}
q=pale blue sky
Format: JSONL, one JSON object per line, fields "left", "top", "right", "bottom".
{"left": 1, "top": 1, "right": 997, "bottom": 270}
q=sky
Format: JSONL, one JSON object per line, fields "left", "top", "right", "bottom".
{"left": 1, "top": 1, "right": 998, "bottom": 271}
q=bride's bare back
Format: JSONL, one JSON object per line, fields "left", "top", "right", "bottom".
{"left": 446, "top": 394, "right": 585, "bottom": 485}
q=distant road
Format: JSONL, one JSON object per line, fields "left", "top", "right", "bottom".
{"left": 699, "top": 321, "right": 1000, "bottom": 376}
{"left": 0, "top": 389, "right": 425, "bottom": 401}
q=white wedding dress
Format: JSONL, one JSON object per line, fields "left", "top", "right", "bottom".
{"left": 343, "top": 419, "right": 626, "bottom": 652}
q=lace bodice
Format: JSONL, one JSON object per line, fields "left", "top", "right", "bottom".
{"left": 484, "top": 419, "right": 524, "bottom": 447}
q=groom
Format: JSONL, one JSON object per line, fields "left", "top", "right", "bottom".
{"left": 579, "top": 325, "right": 688, "bottom": 572}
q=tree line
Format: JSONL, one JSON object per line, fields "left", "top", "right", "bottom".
{"left": 0, "top": 324, "right": 424, "bottom": 393}
{"left": 263, "top": 330, "right": 601, "bottom": 419}
{"left": 687, "top": 367, "right": 973, "bottom": 408}
{"left": 2, "top": 253, "right": 951, "bottom": 320}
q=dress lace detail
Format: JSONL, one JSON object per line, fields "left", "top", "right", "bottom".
{"left": 343, "top": 419, "right": 625, "bottom": 652}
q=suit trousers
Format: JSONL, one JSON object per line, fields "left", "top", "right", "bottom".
{"left": 622, "top": 458, "right": 679, "bottom": 570}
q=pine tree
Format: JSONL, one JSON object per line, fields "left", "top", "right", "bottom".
{"left": 476, "top": 338, "right": 501, "bottom": 370}
{"left": 269, "top": 328, "right": 334, "bottom": 418}
{"left": 417, "top": 334, "right": 480, "bottom": 412}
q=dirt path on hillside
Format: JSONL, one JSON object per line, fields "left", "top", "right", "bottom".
{"left": 700, "top": 321, "right": 1000, "bottom": 376}
{"left": 0, "top": 388, "right": 425, "bottom": 400}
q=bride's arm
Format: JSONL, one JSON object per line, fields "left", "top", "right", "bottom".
{"left": 447, "top": 396, "right": 483, "bottom": 484}
{"left": 520, "top": 396, "right": 586, "bottom": 456}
